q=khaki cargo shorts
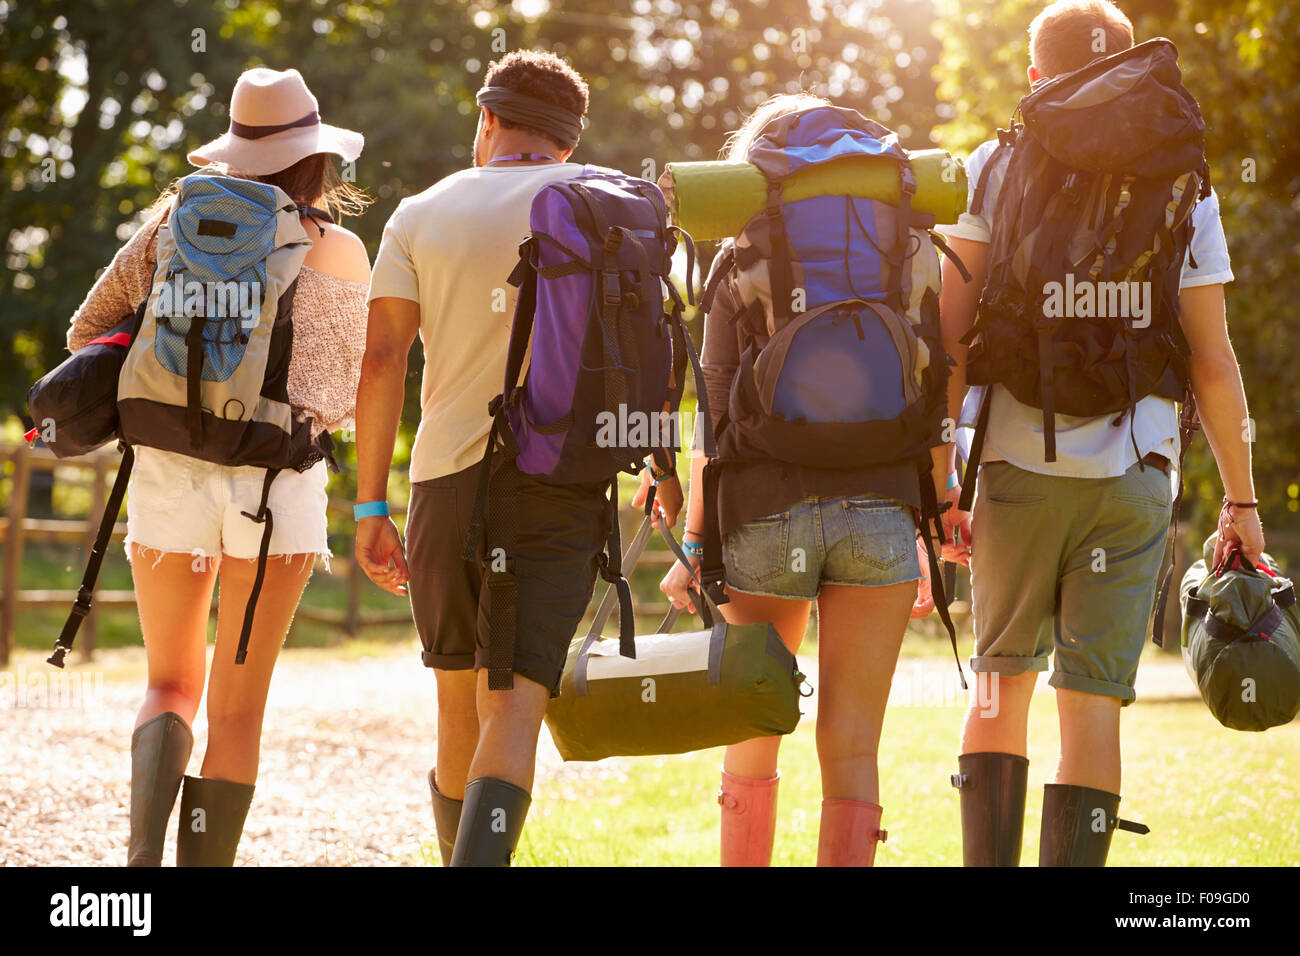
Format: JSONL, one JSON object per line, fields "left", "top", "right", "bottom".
{"left": 968, "top": 459, "right": 1173, "bottom": 704}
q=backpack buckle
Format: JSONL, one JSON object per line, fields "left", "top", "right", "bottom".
{"left": 602, "top": 272, "right": 622, "bottom": 307}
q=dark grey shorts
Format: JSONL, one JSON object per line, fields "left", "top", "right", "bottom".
{"left": 405, "top": 460, "right": 608, "bottom": 695}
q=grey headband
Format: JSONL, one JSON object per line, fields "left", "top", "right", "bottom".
{"left": 475, "top": 86, "right": 584, "bottom": 148}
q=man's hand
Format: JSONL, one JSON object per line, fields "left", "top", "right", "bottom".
{"left": 355, "top": 516, "right": 410, "bottom": 596}
{"left": 1215, "top": 503, "right": 1266, "bottom": 571}
{"left": 940, "top": 484, "right": 973, "bottom": 566}
{"left": 630, "top": 468, "right": 683, "bottom": 529}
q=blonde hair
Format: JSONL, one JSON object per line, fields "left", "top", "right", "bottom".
{"left": 721, "top": 91, "right": 831, "bottom": 162}
{"left": 1029, "top": 0, "right": 1134, "bottom": 78}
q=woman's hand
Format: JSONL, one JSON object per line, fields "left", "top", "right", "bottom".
{"left": 660, "top": 549, "right": 702, "bottom": 614}
{"left": 912, "top": 536, "right": 935, "bottom": 618}
{"left": 631, "top": 468, "right": 683, "bottom": 529}
{"left": 355, "top": 516, "right": 409, "bottom": 596}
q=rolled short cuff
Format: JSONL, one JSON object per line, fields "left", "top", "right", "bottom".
{"left": 1048, "top": 669, "right": 1137, "bottom": 705}
{"left": 422, "top": 649, "right": 475, "bottom": 670}
{"left": 969, "top": 653, "right": 1049, "bottom": 675}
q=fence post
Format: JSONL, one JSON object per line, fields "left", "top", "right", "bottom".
{"left": 2, "top": 446, "right": 32, "bottom": 665}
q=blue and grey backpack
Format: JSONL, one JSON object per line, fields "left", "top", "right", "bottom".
{"left": 36, "top": 170, "right": 335, "bottom": 667}
{"left": 697, "top": 106, "right": 965, "bottom": 678}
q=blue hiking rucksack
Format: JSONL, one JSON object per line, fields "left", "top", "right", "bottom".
{"left": 35, "top": 170, "right": 336, "bottom": 668}
{"left": 696, "top": 106, "right": 966, "bottom": 680}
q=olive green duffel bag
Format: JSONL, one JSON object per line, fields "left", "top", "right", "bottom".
{"left": 544, "top": 516, "right": 807, "bottom": 762}
{"left": 1180, "top": 532, "right": 1300, "bottom": 732}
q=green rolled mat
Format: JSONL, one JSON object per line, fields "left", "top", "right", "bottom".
{"left": 659, "top": 148, "right": 968, "bottom": 240}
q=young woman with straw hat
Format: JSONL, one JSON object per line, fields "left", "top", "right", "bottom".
{"left": 66, "top": 67, "right": 371, "bottom": 866}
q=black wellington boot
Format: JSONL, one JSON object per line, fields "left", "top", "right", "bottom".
{"left": 429, "top": 770, "right": 463, "bottom": 867}
{"left": 951, "top": 752, "right": 1029, "bottom": 866}
{"left": 176, "top": 775, "right": 256, "bottom": 867}
{"left": 1039, "top": 783, "right": 1149, "bottom": 867}
{"left": 449, "top": 776, "right": 532, "bottom": 867}
{"left": 127, "top": 712, "right": 194, "bottom": 867}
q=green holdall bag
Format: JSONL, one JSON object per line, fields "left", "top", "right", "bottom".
{"left": 1180, "top": 533, "right": 1300, "bottom": 732}
{"left": 545, "top": 515, "right": 807, "bottom": 762}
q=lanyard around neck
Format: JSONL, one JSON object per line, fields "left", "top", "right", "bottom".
{"left": 487, "top": 153, "right": 559, "bottom": 165}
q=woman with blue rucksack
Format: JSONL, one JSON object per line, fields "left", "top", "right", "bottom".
{"left": 63, "top": 68, "right": 371, "bottom": 866}
{"left": 659, "top": 92, "right": 970, "bottom": 866}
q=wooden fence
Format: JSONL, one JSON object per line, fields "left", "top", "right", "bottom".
{"left": 16, "top": 441, "right": 1278, "bottom": 666}
{"left": 0, "top": 442, "right": 682, "bottom": 665}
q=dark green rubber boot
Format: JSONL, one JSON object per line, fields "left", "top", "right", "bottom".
{"left": 1039, "top": 783, "right": 1149, "bottom": 867}
{"left": 176, "top": 775, "right": 256, "bottom": 867}
{"left": 449, "top": 776, "right": 532, "bottom": 867}
{"left": 951, "top": 752, "right": 1029, "bottom": 867}
{"left": 127, "top": 712, "right": 194, "bottom": 867}
{"left": 429, "top": 770, "right": 463, "bottom": 867}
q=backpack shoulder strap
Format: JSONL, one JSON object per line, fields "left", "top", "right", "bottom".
{"left": 48, "top": 444, "right": 136, "bottom": 668}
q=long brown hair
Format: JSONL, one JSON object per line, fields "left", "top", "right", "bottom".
{"left": 149, "top": 153, "right": 371, "bottom": 222}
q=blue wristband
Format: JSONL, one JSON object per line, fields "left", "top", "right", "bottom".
{"left": 354, "top": 500, "right": 390, "bottom": 520}
{"left": 682, "top": 539, "right": 704, "bottom": 557}
{"left": 946, "top": 472, "right": 959, "bottom": 491}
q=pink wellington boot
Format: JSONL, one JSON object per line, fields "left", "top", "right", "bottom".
{"left": 718, "top": 770, "right": 780, "bottom": 867}
{"left": 817, "top": 799, "right": 887, "bottom": 867}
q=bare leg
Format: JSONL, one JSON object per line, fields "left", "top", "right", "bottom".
{"left": 719, "top": 592, "right": 812, "bottom": 778}
{"left": 130, "top": 546, "right": 216, "bottom": 728}
{"left": 201, "top": 553, "right": 314, "bottom": 784}
{"left": 815, "top": 581, "right": 914, "bottom": 803}
{"left": 465, "top": 668, "right": 550, "bottom": 790}
{"left": 1055, "top": 687, "right": 1121, "bottom": 792}
{"left": 433, "top": 668, "right": 479, "bottom": 799}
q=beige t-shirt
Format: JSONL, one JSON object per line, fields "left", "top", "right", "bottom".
{"left": 368, "top": 163, "right": 582, "bottom": 482}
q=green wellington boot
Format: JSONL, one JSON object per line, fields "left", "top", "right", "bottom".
{"left": 429, "top": 770, "right": 463, "bottom": 867}
{"left": 127, "top": 712, "right": 194, "bottom": 867}
{"left": 1039, "top": 783, "right": 1149, "bottom": 867}
{"left": 176, "top": 775, "right": 256, "bottom": 867}
{"left": 951, "top": 752, "right": 1029, "bottom": 867}
{"left": 449, "top": 776, "right": 532, "bottom": 867}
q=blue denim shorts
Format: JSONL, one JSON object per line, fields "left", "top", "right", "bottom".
{"left": 723, "top": 495, "right": 921, "bottom": 600}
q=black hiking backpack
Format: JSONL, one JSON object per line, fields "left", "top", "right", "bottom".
{"left": 960, "top": 38, "right": 1210, "bottom": 478}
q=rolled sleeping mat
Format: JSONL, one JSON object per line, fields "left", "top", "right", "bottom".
{"left": 1179, "top": 532, "right": 1300, "bottom": 732}
{"left": 659, "top": 148, "right": 968, "bottom": 240}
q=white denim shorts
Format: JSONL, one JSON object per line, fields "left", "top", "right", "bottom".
{"left": 124, "top": 446, "right": 331, "bottom": 565}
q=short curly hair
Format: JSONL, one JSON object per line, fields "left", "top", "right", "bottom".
{"left": 481, "top": 50, "right": 589, "bottom": 149}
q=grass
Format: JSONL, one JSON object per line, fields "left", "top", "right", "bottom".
{"left": 508, "top": 691, "right": 1300, "bottom": 867}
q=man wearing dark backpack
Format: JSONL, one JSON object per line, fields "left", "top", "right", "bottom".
{"left": 942, "top": 0, "right": 1265, "bottom": 866}
{"left": 354, "top": 51, "right": 688, "bottom": 866}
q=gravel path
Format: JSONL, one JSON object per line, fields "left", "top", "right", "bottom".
{"left": 0, "top": 643, "right": 595, "bottom": 867}
{"left": 1, "top": 643, "right": 1193, "bottom": 867}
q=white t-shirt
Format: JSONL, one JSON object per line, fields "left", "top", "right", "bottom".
{"left": 944, "top": 139, "right": 1234, "bottom": 478}
{"left": 368, "top": 163, "right": 582, "bottom": 482}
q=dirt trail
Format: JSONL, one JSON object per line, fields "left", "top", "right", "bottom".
{"left": 0, "top": 643, "right": 1193, "bottom": 866}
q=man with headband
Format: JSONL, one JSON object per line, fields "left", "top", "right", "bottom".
{"left": 354, "top": 51, "right": 600, "bottom": 865}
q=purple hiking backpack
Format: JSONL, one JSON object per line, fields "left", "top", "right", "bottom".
{"left": 465, "top": 164, "right": 714, "bottom": 690}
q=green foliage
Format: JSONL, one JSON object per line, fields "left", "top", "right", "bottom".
{"left": 934, "top": 0, "right": 1300, "bottom": 544}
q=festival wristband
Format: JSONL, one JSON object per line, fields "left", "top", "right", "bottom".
{"left": 682, "top": 539, "right": 704, "bottom": 557}
{"left": 946, "top": 472, "right": 959, "bottom": 491}
{"left": 354, "top": 501, "right": 390, "bottom": 520}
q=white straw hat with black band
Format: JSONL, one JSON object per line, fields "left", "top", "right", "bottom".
{"left": 187, "top": 67, "right": 363, "bottom": 176}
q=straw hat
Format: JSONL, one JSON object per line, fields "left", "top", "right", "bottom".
{"left": 187, "top": 68, "right": 363, "bottom": 175}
